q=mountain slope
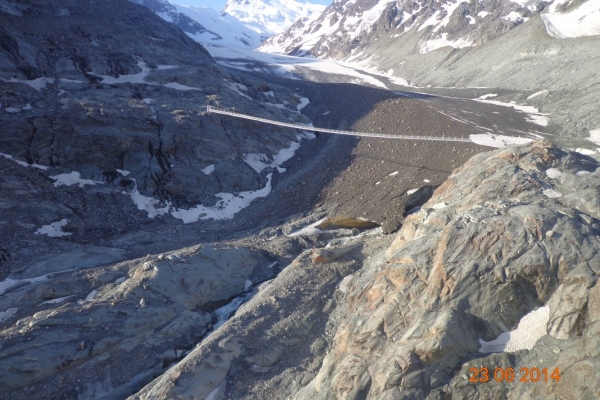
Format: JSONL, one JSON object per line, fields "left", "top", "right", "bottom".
{"left": 260, "top": 0, "right": 600, "bottom": 138}
{"left": 0, "top": 0, "right": 319, "bottom": 397}
{"left": 261, "top": 0, "right": 577, "bottom": 56}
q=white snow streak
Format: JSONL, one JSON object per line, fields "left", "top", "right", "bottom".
{"left": 287, "top": 218, "right": 328, "bottom": 237}
{"left": 0, "top": 152, "right": 48, "bottom": 170}
{"left": 474, "top": 98, "right": 549, "bottom": 126}
{"left": 51, "top": 171, "right": 101, "bottom": 187}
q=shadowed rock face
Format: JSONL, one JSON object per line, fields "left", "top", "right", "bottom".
{"left": 126, "top": 141, "right": 600, "bottom": 399}
{"left": 0, "top": 0, "right": 308, "bottom": 208}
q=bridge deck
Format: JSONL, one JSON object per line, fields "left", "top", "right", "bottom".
{"left": 204, "top": 105, "right": 473, "bottom": 143}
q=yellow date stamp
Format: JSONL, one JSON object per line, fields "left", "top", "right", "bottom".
{"left": 469, "top": 367, "right": 561, "bottom": 383}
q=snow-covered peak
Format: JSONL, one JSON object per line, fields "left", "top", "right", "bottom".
{"left": 132, "top": 0, "right": 325, "bottom": 48}
{"left": 223, "top": 0, "right": 326, "bottom": 38}
{"left": 261, "top": 0, "right": 600, "bottom": 58}
{"left": 131, "top": 0, "right": 261, "bottom": 48}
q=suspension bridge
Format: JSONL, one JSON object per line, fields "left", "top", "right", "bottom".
{"left": 204, "top": 105, "right": 473, "bottom": 143}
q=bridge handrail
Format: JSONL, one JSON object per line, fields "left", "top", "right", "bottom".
{"left": 204, "top": 105, "right": 472, "bottom": 143}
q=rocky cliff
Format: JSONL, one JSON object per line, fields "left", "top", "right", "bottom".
{"left": 0, "top": 0, "right": 314, "bottom": 275}
{"left": 121, "top": 140, "right": 600, "bottom": 399}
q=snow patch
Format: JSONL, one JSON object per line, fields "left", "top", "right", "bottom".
{"left": 84, "top": 290, "right": 98, "bottom": 302}
{"left": 90, "top": 59, "right": 201, "bottom": 91}
{"left": 244, "top": 134, "right": 306, "bottom": 173}
{"left": 479, "top": 306, "right": 550, "bottom": 353}
{"left": 243, "top": 153, "right": 271, "bottom": 173}
{"left": 420, "top": 32, "right": 472, "bottom": 54}
{"left": 296, "top": 96, "right": 310, "bottom": 111}
{"left": 1, "top": 77, "right": 55, "bottom": 91}
{"left": 469, "top": 133, "right": 533, "bottom": 148}
{"left": 407, "top": 188, "right": 419, "bottom": 195}
{"left": 503, "top": 11, "right": 528, "bottom": 23}
{"left": 478, "top": 93, "right": 497, "bottom": 99}
{"left": 573, "top": 148, "right": 596, "bottom": 155}
{"left": 432, "top": 202, "right": 447, "bottom": 209}
{"left": 128, "top": 185, "right": 170, "bottom": 218}
{"left": 51, "top": 171, "right": 101, "bottom": 187}
{"left": 171, "top": 174, "right": 273, "bottom": 223}
{"left": 211, "top": 292, "right": 253, "bottom": 331}
{"left": 337, "top": 274, "right": 354, "bottom": 293}
{"left": 201, "top": 164, "right": 215, "bottom": 175}
{"left": 545, "top": 168, "right": 563, "bottom": 178}
{"left": 287, "top": 218, "right": 328, "bottom": 237}
{"left": 543, "top": 189, "right": 563, "bottom": 198}
{"left": 587, "top": 129, "right": 600, "bottom": 146}
{"left": 35, "top": 219, "right": 72, "bottom": 237}
{"left": 0, "top": 274, "right": 52, "bottom": 296}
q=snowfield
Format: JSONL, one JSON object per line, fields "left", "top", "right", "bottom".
{"left": 173, "top": 5, "right": 262, "bottom": 48}
{"left": 542, "top": 0, "right": 600, "bottom": 38}
{"left": 223, "top": 0, "right": 326, "bottom": 38}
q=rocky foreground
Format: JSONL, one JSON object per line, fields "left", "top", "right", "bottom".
{"left": 2, "top": 139, "right": 599, "bottom": 399}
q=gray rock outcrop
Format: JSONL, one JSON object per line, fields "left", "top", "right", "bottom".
{"left": 0, "top": 0, "right": 309, "bottom": 209}
{"left": 296, "top": 140, "right": 600, "bottom": 399}
{"left": 0, "top": 244, "right": 271, "bottom": 399}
